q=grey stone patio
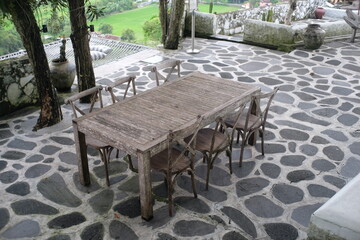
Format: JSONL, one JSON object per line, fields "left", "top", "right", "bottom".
{"left": 0, "top": 36, "right": 359, "bottom": 240}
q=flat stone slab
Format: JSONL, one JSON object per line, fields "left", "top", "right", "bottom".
{"left": 308, "top": 173, "right": 360, "bottom": 240}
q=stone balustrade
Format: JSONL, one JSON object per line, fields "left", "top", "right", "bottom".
{"left": 185, "top": 0, "right": 327, "bottom": 36}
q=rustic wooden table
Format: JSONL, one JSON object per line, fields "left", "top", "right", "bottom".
{"left": 72, "top": 71, "right": 260, "bottom": 220}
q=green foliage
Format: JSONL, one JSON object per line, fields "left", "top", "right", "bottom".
{"left": 98, "top": 23, "right": 113, "bottom": 34}
{"left": 262, "top": 9, "right": 274, "bottom": 22}
{"left": 121, "top": 28, "right": 135, "bottom": 42}
{"left": 143, "top": 16, "right": 161, "bottom": 42}
{"left": 47, "top": 10, "right": 65, "bottom": 35}
{"left": 91, "top": 0, "right": 135, "bottom": 15}
{"left": 209, "top": 0, "right": 214, "bottom": 13}
{"left": 86, "top": 4, "right": 105, "bottom": 22}
{"left": 0, "top": 27, "right": 23, "bottom": 55}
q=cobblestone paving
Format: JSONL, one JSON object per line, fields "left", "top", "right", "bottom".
{"left": 1, "top": 37, "right": 360, "bottom": 240}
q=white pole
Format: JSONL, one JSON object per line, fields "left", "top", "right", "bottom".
{"left": 187, "top": 9, "right": 200, "bottom": 54}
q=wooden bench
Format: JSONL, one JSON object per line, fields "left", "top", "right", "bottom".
{"left": 344, "top": 9, "right": 360, "bottom": 42}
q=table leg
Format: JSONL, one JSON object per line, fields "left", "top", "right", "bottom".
{"left": 73, "top": 121, "right": 90, "bottom": 186}
{"left": 137, "top": 151, "right": 153, "bottom": 221}
{"left": 248, "top": 97, "right": 260, "bottom": 146}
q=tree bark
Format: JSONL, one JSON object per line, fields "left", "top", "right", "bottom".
{"left": 163, "top": 0, "right": 185, "bottom": 49}
{"left": 67, "top": 0, "right": 96, "bottom": 103}
{"left": 7, "top": 0, "right": 63, "bottom": 131}
{"left": 159, "top": 0, "right": 168, "bottom": 45}
{"left": 285, "top": 0, "right": 297, "bottom": 25}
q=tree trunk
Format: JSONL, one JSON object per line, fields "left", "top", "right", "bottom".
{"left": 285, "top": 0, "right": 297, "bottom": 25}
{"left": 163, "top": 0, "right": 185, "bottom": 49}
{"left": 67, "top": 0, "right": 96, "bottom": 103}
{"left": 7, "top": 1, "right": 63, "bottom": 131}
{"left": 159, "top": 0, "right": 168, "bottom": 45}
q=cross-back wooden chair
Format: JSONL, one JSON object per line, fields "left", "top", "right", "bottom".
{"left": 151, "top": 59, "right": 181, "bottom": 86}
{"left": 186, "top": 104, "right": 246, "bottom": 190}
{"left": 105, "top": 76, "right": 138, "bottom": 172}
{"left": 224, "top": 87, "right": 279, "bottom": 167}
{"left": 150, "top": 115, "right": 204, "bottom": 216}
{"left": 65, "top": 86, "right": 114, "bottom": 186}
{"left": 105, "top": 75, "right": 137, "bottom": 102}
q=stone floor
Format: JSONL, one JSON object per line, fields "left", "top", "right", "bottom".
{"left": 0, "top": 37, "right": 360, "bottom": 240}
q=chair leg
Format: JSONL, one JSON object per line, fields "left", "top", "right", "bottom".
{"left": 127, "top": 155, "right": 138, "bottom": 173}
{"left": 205, "top": 155, "right": 211, "bottom": 191}
{"left": 236, "top": 130, "right": 240, "bottom": 144}
{"left": 100, "top": 147, "right": 114, "bottom": 186}
{"left": 226, "top": 149, "right": 232, "bottom": 174}
{"left": 167, "top": 174, "right": 173, "bottom": 217}
{"left": 239, "top": 139, "right": 246, "bottom": 167}
{"left": 116, "top": 149, "right": 119, "bottom": 158}
{"left": 261, "top": 130, "right": 265, "bottom": 155}
{"left": 189, "top": 169, "right": 197, "bottom": 198}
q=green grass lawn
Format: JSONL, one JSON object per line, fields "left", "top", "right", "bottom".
{"left": 92, "top": 3, "right": 240, "bottom": 43}
{"left": 198, "top": 4, "right": 240, "bottom": 13}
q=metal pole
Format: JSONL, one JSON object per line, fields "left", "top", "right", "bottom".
{"left": 187, "top": 9, "right": 200, "bottom": 54}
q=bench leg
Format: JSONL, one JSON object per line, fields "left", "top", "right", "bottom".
{"left": 350, "top": 28, "right": 357, "bottom": 43}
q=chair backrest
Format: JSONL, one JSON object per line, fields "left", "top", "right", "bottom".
{"left": 65, "top": 86, "right": 104, "bottom": 118}
{"left": 151, "top": 59, "right": 181, "bottom": 86}
{"left": 105, "top": 76, "right": 137, "bottom": 103}
{"left": 245, "top": 87, "right": 279, "bottom": 131}
{"left": 209, "top": 103, "right": 246, "bottom": 154}
{"left": 167, "top": 115, "right": 204, "bottom": 171}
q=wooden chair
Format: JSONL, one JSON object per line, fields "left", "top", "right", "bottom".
{"left": 150, "top": 115, "right": 204, "bottom": 216}
{"left": 343, "top": 9, "right": 360, "bottom": 43}
{"left": 224, "top": 87, "right": 279, "bottom": 167}
{"left": 105, "top": 75, "right": 137, "bottom": 102}
{"left": 186, "top": 104, "right": 246, "bottom": 190}
{"left": 151, "top": 59, "right": 181, "bottom": 86}
{"left": 65, "top": 86, "right": 114, "bottom": 186}
{"left": 105, "top": 76, "right": 137, "bottom": 172}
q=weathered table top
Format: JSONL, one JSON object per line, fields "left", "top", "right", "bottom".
{"left": 74, "top": 72, "right": 260, "bottom": 155}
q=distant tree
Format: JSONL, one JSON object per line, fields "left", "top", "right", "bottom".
{"left": 121, "top": 28, "right": 135, "bottom": 42}
{"left": 98, "top": 23, "right": 113, "bottom": 34}
{"left": 143, "top": 16, "right": 162, "bottom": 42}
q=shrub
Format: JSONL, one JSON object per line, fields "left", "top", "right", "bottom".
{"left": 143, "top": 16, "right": 162, "bottom": 42}
{"left": 121, "top": 28, "right": 135, "bottom": 42}
{"left": 98, "top": 23, "right": 113, "bottom": 34}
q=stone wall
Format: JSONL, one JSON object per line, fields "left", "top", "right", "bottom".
{"left": 215, "top": 0, "right": 327, "bottom": 35}
{"left": 185, "top": 0, "right": 328, "bottom": 36}
{"left": 0, "top": 58, "right": 39, "bottom": 116}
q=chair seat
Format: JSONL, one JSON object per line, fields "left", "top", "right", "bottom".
{"left": 150, "top": 148, "right": 191, "bottom": 173}
{"left": 225, "top": 113, "right": 261, "bottom": 131}
{"left": 86, "top": 136, "right": 110, "bottom": 149}
{"left": 191, "top": 128, "right": 229, "bottom": 153}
